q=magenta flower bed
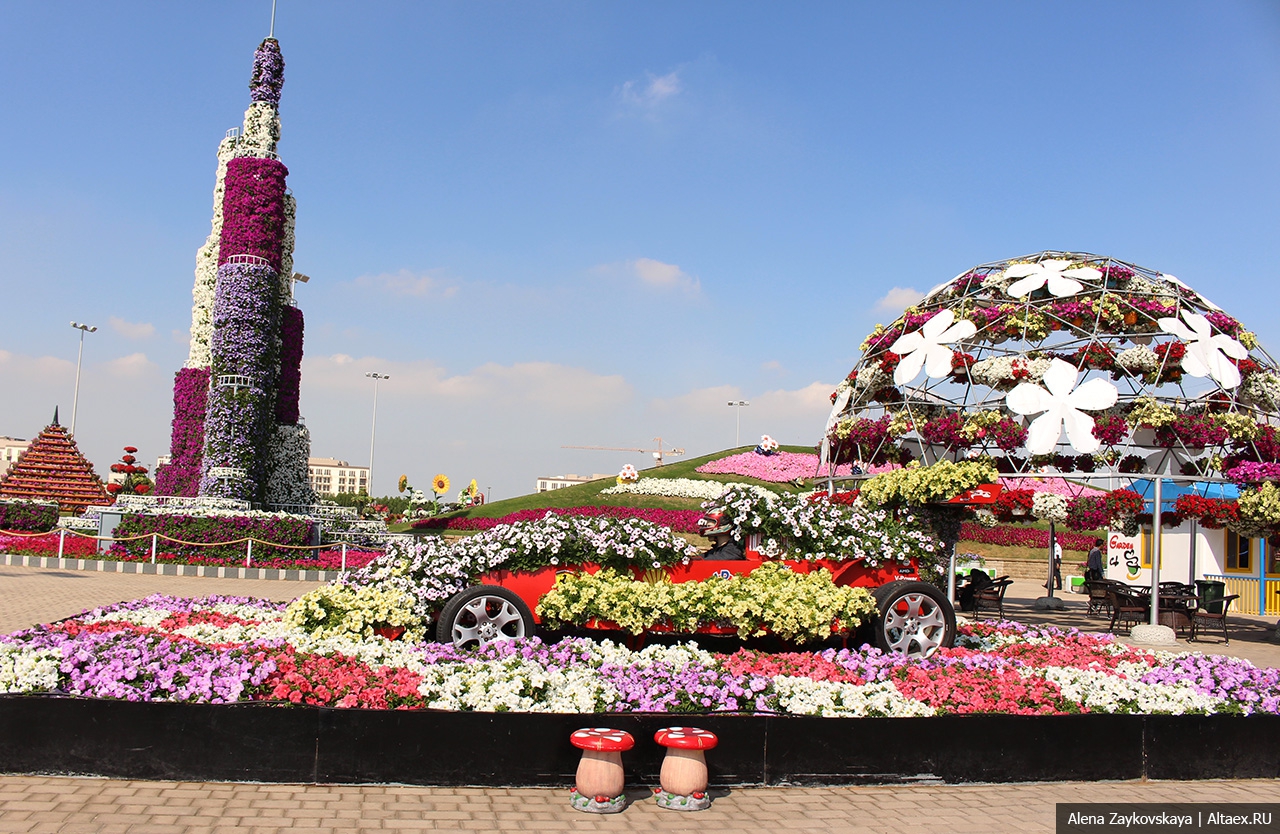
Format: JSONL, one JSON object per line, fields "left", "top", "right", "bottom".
{"left": 0, "top": 533, "right": 378, "bottom": 570}
{"left": 413, "top": 506, "right": 705, "bottom": 533}
{"left": 219, "top": 157, "right": 289, "bottom": 271}
{"left": 110, "top": 514, "right": 314, "bottom": 561}
{"left": 696, "top": 451, "right": 853, "bottom": 482}
{"left": 275, "top": 305, "right": 304, "bottom": 424}
{"left": 960, "top": 523, "right": 1096, "bottom": 553}
{"left": 0, "top": 501, "right": 59, "bottom": 533}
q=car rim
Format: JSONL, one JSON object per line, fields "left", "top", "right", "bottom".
{"left": 452, "top": 596, "right": 527, "bottom": 646}
{"left": 881, "top": 592, "right": 948, "bottom": 657}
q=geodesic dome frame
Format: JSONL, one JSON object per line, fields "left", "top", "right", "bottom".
{"left": 823, "top": 251, "right": 1280, "bottom": 487}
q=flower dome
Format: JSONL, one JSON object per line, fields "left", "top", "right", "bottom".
{"left": 824, "top": 251, "right": 1280, "bottom": 483}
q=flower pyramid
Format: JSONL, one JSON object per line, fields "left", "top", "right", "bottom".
{"left": 0, "top": 410, "right": 110, "bottom": 513}
{"left": 156, "top": 37, "right": 314, "bottom": 508}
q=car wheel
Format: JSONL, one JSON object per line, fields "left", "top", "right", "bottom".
{"left": 871, "top": 581, "right": 955, "bottom": 658}
{"left": 436, "top": 585, "right": 534, "bottom": 648}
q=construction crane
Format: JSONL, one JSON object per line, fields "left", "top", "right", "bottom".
{"left": 561, "top": 437, "right": 685, "bottom": 466}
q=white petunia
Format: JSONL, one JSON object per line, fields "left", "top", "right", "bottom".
{"left": 1003, "top": 259, "right": 1100, "bottom": 299}
{"left": 1006, "top": 358, "right": 1118, "bottom": 454}
{"left": 1157, "top": 310, "right": 1249, "bottom": 389}
{"left": 888, "top": 309, "right": 977, "bottom": 385}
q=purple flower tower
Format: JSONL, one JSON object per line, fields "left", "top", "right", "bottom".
{"left": 157, "top": 37, "right": 314, "bottom": 508}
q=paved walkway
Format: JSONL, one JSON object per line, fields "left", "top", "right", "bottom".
{"left": 0, "top": 776, "right": 1277, "bottom": 834}
{"left": 2, "top": 565, "right": 1279, "bottom": 833}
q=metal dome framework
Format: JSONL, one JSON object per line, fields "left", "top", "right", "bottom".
{"left": 823, "top": 251, "right": 1280, "bottom": 482}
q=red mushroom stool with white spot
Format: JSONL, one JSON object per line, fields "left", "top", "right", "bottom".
{"left": 653, "top": 727, "right": 718, "bottom": 811}
{"left": 568, "top": 728, "right": 635, "bottom": 814}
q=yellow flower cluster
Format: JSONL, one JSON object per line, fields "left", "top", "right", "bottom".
{"left": 285, "top": 584, "right": 427, "bottom": 642}
{"left": 1128, "top": 396, "right": 1177, "bottom": 428}
{"left": 535, "top": 563, "right": 877, "bottom": 643}
{"left": 859, "top": 459, "right": 998, "bottom": 506}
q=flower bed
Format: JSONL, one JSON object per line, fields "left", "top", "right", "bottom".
{"left": 0, "top": 500, "right": 59, "bottom": 533}
{"left": 109, "top": 513, "right": 314, "bottom": 561}
{"left": 958, "top": 523, "right": 1097, "bottom": 552}
{"left": 3, "top": 597, "right": 1277, "bottom": 717}
{"left": 600, "top": 477, "right": 775, "bottom": 501}
{"left": 0, "top": 532, "right": 378, "bottom": 571}
{"left": 412, "top": 505, "right": 706, "bottom": 533}
{"left": 696, "top": 451, "right": 851, "bottom": 483}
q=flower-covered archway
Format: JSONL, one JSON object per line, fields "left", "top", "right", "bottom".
{"left": 825, "top": 251, "right": 1280, "bottom": 538}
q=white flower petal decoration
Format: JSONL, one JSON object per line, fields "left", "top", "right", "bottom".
{"left": 1006, "top": 359, "right": 1118, "bottom": 454}
{"left": 1003, "top": 259, "right": 1101, "bottom": 299}
{"left": 1157, "top": 310, "right": 1249, "bottom": 389}
{"left": 888, "top": 309, "right": 977, "bottom": 385}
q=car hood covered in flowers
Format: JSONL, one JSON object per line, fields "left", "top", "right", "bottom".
{"left": 2, "top": 595, "right": 1278, "bottom": 718}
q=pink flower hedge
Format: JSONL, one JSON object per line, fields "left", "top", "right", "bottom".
{"left": 413, "top": 506, "right": 705, "bottom": 533}
{"left": 959, "top": 522, "right": 1096, "bottom": 553}
{"left": 1000, "top": 478, "right": 1105, "bottom": 498}
{"left": 696, "top": 451, "right": 852, "bottom": 482}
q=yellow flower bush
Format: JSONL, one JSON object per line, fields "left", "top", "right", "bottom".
{"left": 285, "top": 584, "right": 427, "bottom": 642}
{"left": 536, "top": 563, "right": 876, "bottom": 643}
{"left": 859, "top": 459, "right": 998, "bottom": 506}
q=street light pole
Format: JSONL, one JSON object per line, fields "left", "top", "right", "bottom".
{"left": 365, "top": 372, "right": 390, "bottom": 497}
{"left": 69, "top": 321, "right": 97, "bottom": 436}
{"left": 727, "top": 400, "right": 750, "bottom": 448}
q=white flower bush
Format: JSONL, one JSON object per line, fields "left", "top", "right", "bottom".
{"left": 769, "top": 676, "right": 936, "bottom": 718}
{"left": 1039, "top": 667, "right": 1226, "bottom": 715}
{"left": 265, "top": 424, "right": 316, "bottom": 507}
{"left": 0, "top": 644, "right": 61, "bottom": 694}
{"left": 1115, "top": 345, "right": 1160, "bottom": 375}
{"left": 969, "top": 356, "right": 1053, "bottom": 389}
{"left": 1031, "top": 491, "right": 1069, "bottom": 523}
{"left": 600, "top": 478, "right": 774, "bottom": 501}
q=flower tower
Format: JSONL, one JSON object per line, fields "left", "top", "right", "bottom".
{"left": 156, "top": 37, "right": 315, "bottom": 508}
{"left": 0, "top": 410, "right": 111, "bottom": 513}
{"left": 826, "top": 251, "right": 1280, "bottom": 539}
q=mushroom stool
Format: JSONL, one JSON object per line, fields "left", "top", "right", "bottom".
{"left": 653, "top": 727, "right": 718, "bottom": 811}
{"left": 569, "top": 728, "right": 635, "bottom": 814}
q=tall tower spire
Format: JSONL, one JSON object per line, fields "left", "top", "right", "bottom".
{"left": 158, "top": 35, "right": 312, "bottom": 508}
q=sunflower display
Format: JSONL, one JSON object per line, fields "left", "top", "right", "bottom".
{"left": 431, "top": 474, "right": 450, "bottom": 495}
{"left": 397, "top": 474, "right": 409, "bottom": 494}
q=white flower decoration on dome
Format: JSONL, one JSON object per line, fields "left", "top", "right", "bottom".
{"left": 1006, "top": 358, "right": 1118, "bottom": 455}
{"left": 1157, "top": 310, "right": 1249, "bottom": 389}
{"left": 1002, "top": 259, "right": 1101, "bottom": 299}
{"left": 888, "top": 309, "right": 977, "bottom": 385}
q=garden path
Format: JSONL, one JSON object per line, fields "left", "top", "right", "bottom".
{"left": 0, "top": 775, "right": 1276, "bottom": 833}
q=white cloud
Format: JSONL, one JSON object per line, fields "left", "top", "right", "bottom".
{"left": 109, "top": 316, "right": 155, "bottom": 340}
{"left": 105, "top": 352, "right": 158, "bottom": 378}
{"left": 647, "top": 381, "right": 835, "bottom": 454}
{"left": 170, "top": 329, "right": 190, "bottom": 348}
{"left": 355, "top": 268, "right": 459, "bottom": 299}
{"left": 761, "top": 360, "right": 783, "bottom": 372}
{"left": 873, "top": 286, "right": 926, "bottom": 315}
{"left": 588, "top": 258, "right": 701, "bottom": 294}
{"left": 619, "top": 71, "right": 682, "bottom": 109}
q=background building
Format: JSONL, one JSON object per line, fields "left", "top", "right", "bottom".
{"left": 308, "top": 458, "right": 369, "bottom": 496}
{"left": 535, "top": 473, "right": 613, "bottom": 492}
{"left": 0, "top": 437, "right": 30, "bottom": 477}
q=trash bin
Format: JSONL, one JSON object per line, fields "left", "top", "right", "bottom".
{"left": 1195, "top": 580, "right": 1226, "bottom": 615}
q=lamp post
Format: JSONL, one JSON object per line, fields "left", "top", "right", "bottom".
{"left": 726, "top": 400, "right": 750, "bottom": 448}
{"left": 365, "top": 372, "right": 390, "bottom": 497}
{"left": 69, "top": 321, "right": 97, "bottom": 436}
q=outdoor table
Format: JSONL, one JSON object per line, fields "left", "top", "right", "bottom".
{"left": 1156, "top": 594, "right": 1199, "bottom": 632}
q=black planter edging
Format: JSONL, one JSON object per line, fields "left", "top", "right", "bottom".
{"left": 1, "top": 696, "right": 1278, "bottom": 786}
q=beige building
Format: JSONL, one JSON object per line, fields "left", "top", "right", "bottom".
{"left": 535, "top": 473, "right": 613, "bottom": 492}
{"left": 0, "top": 437, "right": 30, "bottom": 476}
{"left": 308, "top": 457, "right": 369, "bottom": 495}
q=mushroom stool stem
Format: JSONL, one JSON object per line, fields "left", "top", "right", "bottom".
{"left": 654, "top": 727, "right": 718, "bottom": 812}
{"left": 569, "top": 728, "right": 634, "bottom": 814}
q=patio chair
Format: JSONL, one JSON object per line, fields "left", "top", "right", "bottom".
{"left": 1106, "top": 586, "right": 1150, "bottom": 634}
{"left": 1189, "top": 594, "right": 1240, "bottom": 645}
{"left": 972, "top": 577, "right": 1013, "bottom": 620}
{"left": 1084, "top": 580, "right": 1116, "bottom": 617}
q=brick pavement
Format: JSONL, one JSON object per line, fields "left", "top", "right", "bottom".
{"left": 0, "top": 776, "right": 1278, "bottom": 834}
{"left": 2, "top": 566, "right": 1280, "bottom": 833}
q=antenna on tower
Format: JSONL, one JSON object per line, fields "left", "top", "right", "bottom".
{"left": 269, "top": 0, "right": 278, "bottom": 38}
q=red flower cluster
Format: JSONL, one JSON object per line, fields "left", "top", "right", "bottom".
{"left": 992, "top": 489, "right": 1034, "bottom": 521}
{"left": 720, "top": 649, "right": 864, "bottom": 684}
{"left": 1105, "top": 489, "right": 1144, "bottom": 518}
{"left": 892, "top": 665, "right": 1072, "bottom": 715}
{"left": 1172, "top": 494, "right": 1239, "bottom": 529}
{"left": 256, "top": 647, "right": 425, "bottom": 709}
{"left": 807, "top": 490, "right": 859, "bottom": 506}
{"left": 959, "top": 523, "right": 1096, "bottom": 552}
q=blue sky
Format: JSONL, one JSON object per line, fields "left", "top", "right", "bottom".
{"left": 2, "top": 1, "right": 1278, "bottom": 499}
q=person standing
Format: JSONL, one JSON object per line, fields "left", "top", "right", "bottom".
{"left": 1087, "top": 538, "right": 1105, "bottom": 581}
